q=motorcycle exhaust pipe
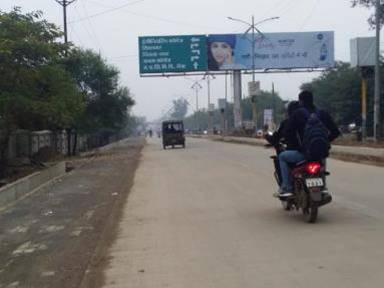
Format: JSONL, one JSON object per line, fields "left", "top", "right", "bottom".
{"left": 319, "top": 193, "right": 332, "bottom": 207}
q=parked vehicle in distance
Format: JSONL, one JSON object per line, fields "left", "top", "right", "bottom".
{"left": 162, "top": 120, "right": 185, "bottom": 149}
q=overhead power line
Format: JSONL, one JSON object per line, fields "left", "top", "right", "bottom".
{"left": 79, "top": 1, "right": 105, "bottom": 53}
{"left": 298, "top": 0, "right": 320, "bottom": 31}
{"left": 68, "top": 0, "right": 145, "bottom": 23}
{"left": 76, "top": 0, "right": 222, "bottom": 30}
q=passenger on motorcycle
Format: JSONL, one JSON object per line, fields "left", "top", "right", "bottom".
{"left": 265, "top": 101, "right": 300, "bottom": 191}
{"left": 265, "top": 100, "right": 301, "bottom": 149}
{"left": 277, "top": 90, "right": 340, "bottom": 197}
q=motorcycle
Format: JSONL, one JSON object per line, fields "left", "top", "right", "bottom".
{"left": 265, "top": 132, "right": 332, "bottom": 223}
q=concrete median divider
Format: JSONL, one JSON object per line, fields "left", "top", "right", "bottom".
{"left": 188, "top": 135, "right": 384, "bottom": 163}
{"left": 0, "top": 162, "right": 66, "bottom": 209}
{"left": 331, "top": 145, "right": 384, "bottom": 159}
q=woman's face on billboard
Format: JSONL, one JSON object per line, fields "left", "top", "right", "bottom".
{"left": 210, "top": 42, "right": 232, "bottom": 65}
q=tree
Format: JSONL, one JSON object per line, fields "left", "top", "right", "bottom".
{"left": 62, "top": 48, "right": 135, "bottom": 145}
{"left": 351, "top": 0, "right": 384, "bottom": 27}
{"left": 183, "top": 90, "right": 285, "bottom": 131}
{"left": 124, "top": 116, "right": 147, "bottom": 136}
{"left": 0, "top": 8, "right": 83, "bottom": 174}
{"left": 170, "top": 98, "right": 189, "bottom": 120}
{"left": 301, "top": 62, "right": 363, "bottom": 126}
{"left": 301, "top": 61, "right": 384, "bottom": 136}
{"left": 0, "top": 8, "right": 135, "bottom": 174}
{"left": 241, "top": 91, "right": 286, "bottom": 127}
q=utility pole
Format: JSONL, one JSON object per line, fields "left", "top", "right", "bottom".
{"left": 55, "top": 0, "right": 76, "bottom": 156}
{"left": 224, "top": 73, "right": 228, "bottom": 133}
{"left": 374, "top": 0, "right": 381, "bottom": 140}
{"left": 54, "top": 0, "right": 77, "bottom": 43}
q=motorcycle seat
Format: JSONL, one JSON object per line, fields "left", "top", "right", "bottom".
{"left": 288, "top": 160, "right": 307, "bottom": 169}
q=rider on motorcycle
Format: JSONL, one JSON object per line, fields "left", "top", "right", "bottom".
{"left": 277, "top": 90, "right": 340, "bottom": 197}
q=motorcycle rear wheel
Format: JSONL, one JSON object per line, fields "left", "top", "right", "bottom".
{"left": 303, "top": 202, "right": 318, "bottom": 223}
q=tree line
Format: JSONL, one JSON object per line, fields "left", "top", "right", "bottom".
{"left": 0, "top": 8, "right": 136, "bottom": 174}
{"left": 182, "top": 91, "right": 286, "bottom": 132}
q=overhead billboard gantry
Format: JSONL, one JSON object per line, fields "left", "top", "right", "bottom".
{"left": 139, "top": 31, "right": 335, "bottom": 130}
{"left": 139, "top": 31, "right": 334, "bottom": 77}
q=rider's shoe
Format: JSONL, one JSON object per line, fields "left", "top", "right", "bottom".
{"left": 274, "top": 187, "right": 293, "bottom": 198}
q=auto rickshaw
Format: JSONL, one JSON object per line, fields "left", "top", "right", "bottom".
{"left": 162, "top": 120, "right": 185, "bottom": 149}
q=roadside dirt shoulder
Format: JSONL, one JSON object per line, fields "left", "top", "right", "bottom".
{"left": 0, "top": 138, "right": 144, "bottom": 288}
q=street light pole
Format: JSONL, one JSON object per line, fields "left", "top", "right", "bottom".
{"left": 252, "top": 15, "right": 255, "bottom": 82}
{"left": 227, "top": 16, "right": 279, "bottom": 79}
{"left": 191, "top": 81, "right": 202, "bottom": 131}
{"left": 227, "top": 15, "right": 279, "bottom": 131}
{"left": 374, "top": 0, "right": 381, "bottom": 140}
{"left": 203, "top": 74, "right": 215, "bottom": 133}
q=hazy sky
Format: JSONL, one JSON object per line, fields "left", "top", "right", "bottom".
{"left": 0, "top": 0, "right": 379, "bottom": 120}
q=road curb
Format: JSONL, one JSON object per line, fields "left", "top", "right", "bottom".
{"left": 0, "top": 162, "right": 66, "bottom": 212}
{"left": 0, "top": 138, "right": 145, "bottom": 212}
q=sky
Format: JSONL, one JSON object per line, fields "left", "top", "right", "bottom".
{"left": 0, "top": 0, "right": 379, "bottom": 121}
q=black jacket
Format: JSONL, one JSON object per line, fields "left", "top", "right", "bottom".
{"left": 268, "top": 119, "right": 301, "bottom": 150}
{"left": 285, "top": 106, "right": 341, "bottom": 151}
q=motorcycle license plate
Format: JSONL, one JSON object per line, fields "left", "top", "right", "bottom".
{"left": 306, "top": 178, "right": 324, "bottom": 188}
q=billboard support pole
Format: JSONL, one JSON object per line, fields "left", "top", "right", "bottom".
{"left": 233, "top": 70, "right": 242, "bottom": 129}
{"left": 362, "top": 78, "right": 367, "bottom": 141}
{"left": 252, "top": 100, "right": 257, "bottom": 132}
{"left": 196, "top": 88, "right": 199, "bottom": 131}
{"left": 207, "top": 76, "right": 212, "bottom": 134}
{"left": 220, "top": 109, "right": 225, "bottom": 135}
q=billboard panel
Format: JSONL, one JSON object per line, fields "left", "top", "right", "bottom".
{"left": 263, "top": 109, "right": 274, "bottom": 126}
{"left": 207, "top": 31, "right": 334, "bottom": 71}
{"left": 218, "top": 98, "right": 227, "bottom": 110}
{"left": 350, "top": 37, "right": 375, "bottom": 67}
{"left": 248, "top": 81, "right": 260, "bottom": 97}
{"left": 139, "top": 35, "right": 207, "bottom": 73}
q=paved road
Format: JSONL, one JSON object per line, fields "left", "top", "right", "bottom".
{"left": 103, "top": 137, "right": 384, "bottom": 288}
